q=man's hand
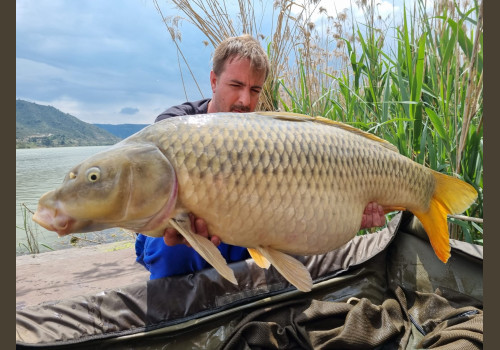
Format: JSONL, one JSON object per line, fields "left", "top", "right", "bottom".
{"left": 163, "top": 213, "right": 221, "bottom": 247}
{"left": 360, "top": 202, "right": 386, "bottom": 229}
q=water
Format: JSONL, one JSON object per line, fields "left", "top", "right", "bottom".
{"left": 16, "top": 146, "right": 134, "bottom": 256}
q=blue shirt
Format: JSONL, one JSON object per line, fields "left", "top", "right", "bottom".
{"left": 135, "top": 234, "right": 249, "bottom": 279}
{"left": 135, "top": 99, "right": 249, "bottom": 279}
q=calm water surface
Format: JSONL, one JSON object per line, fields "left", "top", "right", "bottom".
{"left": 16, "top": 146, "right": 134, "bottom": 255}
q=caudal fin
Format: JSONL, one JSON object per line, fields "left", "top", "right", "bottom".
{"left": 413, "top": 170, "right": 478, "bottom": 263}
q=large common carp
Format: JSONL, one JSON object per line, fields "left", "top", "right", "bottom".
{"left": 33, "top": 112, "right": 478, "bottom": 292}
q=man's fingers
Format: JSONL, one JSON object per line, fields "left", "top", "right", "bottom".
{"left": 374, "top": 204, "right": 386, "bottom": 227}
{"left": 210, "top": 236, "right": 221, "bottom": 246}
{"left": 360, "top": 203, "right": 373, "bottom": 229}
{"left": 189, "top": 213, "right": 197, "bottom": 232}
{"left": 360, "top": 202, "right": 386, "bottom": 229}
{"left": 163, "top": 227, "right": 190, "bottom": 247}
{"left": 195, "top": 218, "right": 222, "bottom": 246}
{"left": 194, "top": 218, "right": 209, "bottom": 237}
{"left": 163, "top": 217, "right": 220, "bottom": 248}
{"left": 360, "top": 214, "right": 370, "bottom": 230}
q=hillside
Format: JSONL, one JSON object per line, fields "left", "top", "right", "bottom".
{"left": 93, "top": 123, "right": 149, "bottom": 139}
{"left": 16, "top": 100, "right": 122, "bottom": 148}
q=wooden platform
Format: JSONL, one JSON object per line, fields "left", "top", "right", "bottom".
{"left": 16, "top": 240, "right": 149, "bottom": 310}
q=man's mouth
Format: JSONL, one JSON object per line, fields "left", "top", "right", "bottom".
{"left": 231, "top": 105, "right": 250, "bottom": 113}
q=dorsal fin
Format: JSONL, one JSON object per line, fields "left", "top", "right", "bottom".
{"left": 257, "top": 111, "right": 399, "bottom": 153}
{"left": 260, "top": 111, "right": 309, "bottom": 122}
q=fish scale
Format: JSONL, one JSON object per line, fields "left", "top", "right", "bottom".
{"left": 33, "top": 112, "right": 477, "bottom": 292}
{"left": 157, "top": 115, "right": 386, "bottom": 252}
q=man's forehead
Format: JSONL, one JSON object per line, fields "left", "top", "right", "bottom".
{"left": 226, "top": 55, "right": 248, "bottom": 65}
{"left": 220, "top": 57, "right": 265, "bottom": 83}
{"left": 223, "top": 56, "right": 265, "bottom": 74}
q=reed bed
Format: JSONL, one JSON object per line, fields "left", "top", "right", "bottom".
{"left": 154, "top": 0, "right": 483, "bottom": 244}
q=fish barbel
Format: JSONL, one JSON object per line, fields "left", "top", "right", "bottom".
{"left": 33, "top": 112, "right": 478, "bottom": 291}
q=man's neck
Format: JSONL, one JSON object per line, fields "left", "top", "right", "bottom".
{"left": 206, "top": 100, "right": 215, "bottom": 114}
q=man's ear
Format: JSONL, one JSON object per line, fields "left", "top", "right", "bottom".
{"left": 210, "top": 70, "right": 217, "bottom": 93}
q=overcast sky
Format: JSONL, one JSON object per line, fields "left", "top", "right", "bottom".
{"left": 16, "top": 0, "right": 409, "bottom": 124}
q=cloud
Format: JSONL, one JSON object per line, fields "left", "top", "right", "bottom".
{"left": 16, "top": 0, "right": 212, "bottom": 124}
{"left": 120, "top": 107, "right": 140, "bottom": 115}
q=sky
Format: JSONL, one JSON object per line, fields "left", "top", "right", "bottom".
{"left": 16, "top": 0, "right": 411, "bottom": 125}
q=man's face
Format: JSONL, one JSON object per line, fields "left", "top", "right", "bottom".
{"left": 208, "top": 57, "right": 266, "bottom": 113}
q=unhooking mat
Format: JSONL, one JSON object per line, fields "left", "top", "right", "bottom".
{"left": 16, "top": 212, "right": 483, "bottom": 349}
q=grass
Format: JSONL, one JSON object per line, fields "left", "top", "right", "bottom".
{"left": 17, "top": 203, "right": 54, "bottom": 255}
{"left": 156, "top": 0, "right": 483, "bottom": 244}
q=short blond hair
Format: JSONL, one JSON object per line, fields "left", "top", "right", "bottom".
{"left": 212, "top": 34, "right": 270, "bottom": 80}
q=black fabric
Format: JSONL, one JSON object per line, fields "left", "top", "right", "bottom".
{"left": 220, "top": 296, "right": 406, "bottom": 349}
{"left": 220, "top": 286, "right": 482, "bottom": 350}
{"left": 154, "top": 98, "right": 210, "bottom": 122}
{"left": 387, "top": 215, "right": 483, "bottom": 303}
{"left": 16, "top": 215, "right": 400, "bottom": 348}
{"left": 404, "top": 287, "right": 483, "bottom": 349}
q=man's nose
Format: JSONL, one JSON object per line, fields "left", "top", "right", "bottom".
{"left": 238, "top": 89, "right": 251, "bottom": 106}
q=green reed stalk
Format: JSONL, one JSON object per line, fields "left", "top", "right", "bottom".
{"left": 156, "top": 0, "right": 483, "bottom": 244}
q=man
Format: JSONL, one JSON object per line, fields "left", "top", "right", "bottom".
{"left": 136, "top": 34, "right": 386, "bottom": 279}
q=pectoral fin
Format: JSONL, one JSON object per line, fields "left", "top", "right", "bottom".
{"left": 169, "top": 216, "right": 237, "bottom": 285}
{"left": 255, "top": 247, "right": 313, "bottom": 292}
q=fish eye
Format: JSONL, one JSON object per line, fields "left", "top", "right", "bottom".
{"left": 86, "top": 167, "right": 101, "bottom": 183}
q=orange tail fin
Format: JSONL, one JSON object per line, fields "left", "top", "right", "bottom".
{"left": 413, "top": 170, "right": 477, "bottom": 263}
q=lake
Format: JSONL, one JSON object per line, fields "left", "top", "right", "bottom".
{"left": 16, "top": 146, "right": 135, "bottom": 256}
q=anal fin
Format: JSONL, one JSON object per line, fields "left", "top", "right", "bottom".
{"left": 382, "top": 206, "right": 407, "bottom": 214}
{"left": 169, "top": 216, "right": 237, "bottom": 285}
{"left": 248, "top": 248, "right": 271, "bottom": 269}
{"left": 256, "top": 247, "right": 313, "bottom": 292}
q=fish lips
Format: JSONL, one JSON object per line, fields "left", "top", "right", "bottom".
{"left": 32, "top": 206, "right": 93, "bottom": 237}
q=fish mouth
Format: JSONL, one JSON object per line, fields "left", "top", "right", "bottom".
{"left": 32, "top": 206, "right": 76, "bottom": 236}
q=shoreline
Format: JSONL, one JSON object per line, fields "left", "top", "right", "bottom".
{"left": 15, "top": 232, "right": 136, "bottom": 257}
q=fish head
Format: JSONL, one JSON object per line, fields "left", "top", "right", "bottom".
{"left": 32, "top": 143, "right": 177, "bottom": 236}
